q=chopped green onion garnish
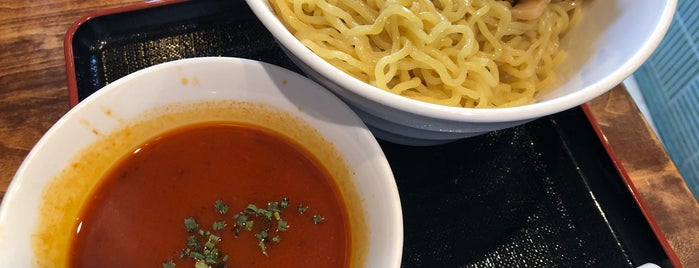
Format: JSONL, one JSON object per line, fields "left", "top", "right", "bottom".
{"left": 162, "top": 260, "right": 175, "bottom": 268}
{"left": 215, "top": 200, "right": 229, "bottom": 214}
{"left": 204, "top": 248, "right": 220, "bottom": 264}
{"left": 205, "top": 234, "right": 220, "bottom": 249}
{"left": 244, "top": 220, "right": 254, "bottom": 231}
{"left": 194, "top": 260, "right": 208, "bottom": 268}
{"left": 268, "top": 201, "right": 280, "bottom": 212}
{"left": 197, "top": 229, "right": 207, "bottom": 237}
{"left": 245, "top": 204, "right": 258, "bottom": 214}
{"left": 280, "top": 198, "right": 289, "bottom": 209}
{"left": 255, "top": 230, "right": 268, "bottom": 241}
{"left": 234, "top": 213, "right": 248, "bottom": 228}
{"left": 297, "top": 204, "right": 308, "bottom": 214}
{"left": 184, "top": 217, "right": 198, "bottom": 233}
{"left": 256, "top": 207, "right": 273, "bottom": 219}
{"left": 313, "top": 214, "right": 324, "bottom": 224}
{"left": 277, "top": 220, "right": 288, "bottom": 232}
{"left": 179, "top": 247, "right": 190, "bottom": 259}
{"left": 258, "top": 240, "right": 268, "bottom": 256}
{"left": 190, "top": 251, "right": 206, "bottom": 260}
{"left": 186, "top": 236, "right": 200, "bottom": 251}
{"left": 273, "top": 211, "right": 281, "bottom": 221}
{"left": 175, "top": 197, "right": 324, "bottom": 264}
{"left": 212, "top": 220, "right": 226, "bottom": 231}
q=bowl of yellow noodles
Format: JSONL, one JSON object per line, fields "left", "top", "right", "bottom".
{"left": 246, "top": 0, "right": 676, "bottom": 145}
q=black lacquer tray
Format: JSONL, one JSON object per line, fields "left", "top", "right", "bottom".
{"left": 64, "top": 0, "right": 679, "bottom": 267}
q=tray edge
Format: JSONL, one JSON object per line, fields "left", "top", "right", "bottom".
{"left": 61, "top": 2, "right": 683, "bottom": 266}
{"left": 64, "top": 0, "right": 188, "bottom": 107}
{"left": 582, "top": 103, "right": 682, "bottom": 268}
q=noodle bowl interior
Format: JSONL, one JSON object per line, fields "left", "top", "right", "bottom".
{"left": 269, "top": 0, "right": 583, "bottom": 108}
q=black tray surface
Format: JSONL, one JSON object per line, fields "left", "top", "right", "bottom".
{"left": 67, "top": 0, "right": 673, "bottom": 267}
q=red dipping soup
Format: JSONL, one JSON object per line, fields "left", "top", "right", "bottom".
{"left": 68, "top": 122, "right": 350, "bottom": 267}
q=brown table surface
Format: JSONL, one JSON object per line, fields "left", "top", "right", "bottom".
{"left": 1, "top": 0, "right": 698, "bottom": 266}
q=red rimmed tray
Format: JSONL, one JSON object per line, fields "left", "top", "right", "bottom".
{"left": 64, "top": 0, "right": 681, "bottom": 267}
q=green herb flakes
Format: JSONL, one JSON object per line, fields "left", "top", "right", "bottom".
{"left": 194, "top": 260, "right": 208, "bottom": 268}
{"left": 268, "top": 201, "right": 280, "bottom": 212}
{"left": 197, "top": 229, "right": 207, "bottom": 237}
{"left": 277, "top": 220, "right": 288, "bottom": 232}
{"left": 280, "top": 197, "right": 289, "bottom": 209}
{"left": 186, "top": 236, "right": 199, "bottom": 251}
{"left": 205, "top": 234, "right": 220, "bottom": 250}
{"left": 170, "top": 197, "right": 325, "bottom": 266}
{"left": 184, "top": 217, "right": 198, "bottom": 233}
{"left": 162, "top": 260, "right": 175, "bottom": 268}
{"left": 215, "top": 200, "right": 229, "bottom": 214}
{"left": 313, "top": 214, "right": 324, "bottom": 224}
{"left": 189, "top": 251, "right": 206, "bottom": 260}
{"left": 255, "top": 230, "right": 268, "bottom": 241}
{"left": 233, "top": 213, "right": 249, "bottom": 233}
{"left": 244, "top": 220, "right": 254, "bottom": 231}
{"left": 212, "top": 220, "right": 226, "bottom": 231}
{"left": 297, "top": 204, "right": 308, "bottom": 214}
{"left": 258, "top": 240, "right": 268, "bottom": 256}
{"left": 273, "top": 211, "right": 281, "bottom": 221}
{"left": 245, "top": 204, "right": 259, "bottom": 214}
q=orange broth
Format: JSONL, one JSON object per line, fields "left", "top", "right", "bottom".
{"left": 68, "top": 122, "right": 350, "bottom": 267}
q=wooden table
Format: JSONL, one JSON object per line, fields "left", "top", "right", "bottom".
{"left": 1, "top": 0, "right": 697, "bottom": 266}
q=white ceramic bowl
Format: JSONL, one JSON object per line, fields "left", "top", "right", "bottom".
{"left": 246, "top": 0, "right": 677, "bottom": 145}
{"left": 0, "top": 57, "right": 403, "bottom": 267}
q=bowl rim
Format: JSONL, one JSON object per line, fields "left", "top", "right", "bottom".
{"left": 246, "top": 0, "right": 678, "bottom": 123}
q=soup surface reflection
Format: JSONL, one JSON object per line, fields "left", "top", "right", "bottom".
{"left": 69, "top": 122, "right": 350, "bottom": 267}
